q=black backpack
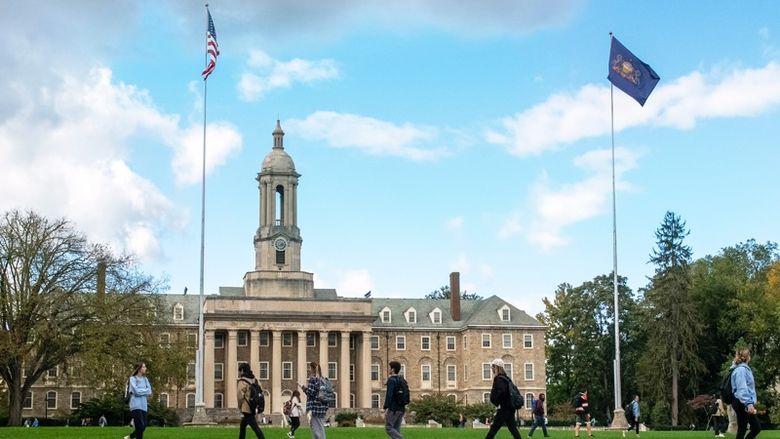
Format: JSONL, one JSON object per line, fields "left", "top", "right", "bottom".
{"left": 246, "top": 379, "right": 265, "bottom": 414}
{"left": 500, "top": 375, "right": 524, "bottom": 410}
{"left": 393, "top": 375, "right": 410, "bottom": 407}
{"left": 625, "top": 402, "right": 634, "bottom": 421}
{"left": 721, "top": 368, "right": 735, "bottom": 405}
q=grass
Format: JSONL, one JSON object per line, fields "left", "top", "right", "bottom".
{"left": 0, "top": 426, "right": 775, "bottom": 439}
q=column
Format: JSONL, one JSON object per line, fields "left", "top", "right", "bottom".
{"left": 272, "top": 330, "right": 282, "bottom": 413}
{"left": 319, "top": 331, "right": 329, "bottom": 376}
{"left": 250, "top": 330, "right": 260, "bottom": 375}
{"left": 297, "top": 331, "right": 307, "bottom": 387}
{"left": 225, "top": 330, "right": 238, "bottom": 408}
{"left": 204, "top": 330, "right": 215, "bottom": 408}
{"left": 340, "top": 331, "right": 350, "bottom": 408}
{"left": 359, "top": 331, "right": 372, "bottom": 408}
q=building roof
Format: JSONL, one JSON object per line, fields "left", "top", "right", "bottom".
{"left": 157, "top": 293, "right": 201, "bottom": 325}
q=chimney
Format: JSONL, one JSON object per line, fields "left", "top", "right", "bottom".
{"left": 450, "top": 272, "right": 461, "bottom": 321}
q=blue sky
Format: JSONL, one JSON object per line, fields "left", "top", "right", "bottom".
{"left": 2, "top": 1, "right": 779, "bottom": 316}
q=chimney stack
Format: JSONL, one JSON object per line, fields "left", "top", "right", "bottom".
{"left": 450, "top": 272, "right": 461, "bottom": 321}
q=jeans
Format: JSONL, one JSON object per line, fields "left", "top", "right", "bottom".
{"left": 310, "top": 415, "right": 326, "bottom": 439}
{"left": 485, "top": 409, "right": 522, "bottom": 439}
{"left": 733, "top": 401, "right": 761, "bottom": 439}
{"left": 129, "top": 409, "right": 147, "bottom": 439}
{"left": 239, "top": 412, "right": 265, "bottom": 439}
{"left": 385, "top": 409, "right": 405, "bottom": 439}
{"left": 529, "top": 414, "right": 548, "bottom": 437}
{"left": 627, "top": 417, "right": 639, "bottom": 434}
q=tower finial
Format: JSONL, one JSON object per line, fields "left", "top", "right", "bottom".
{"left": 272, "top": 119, "right": 284, "bottom": 149}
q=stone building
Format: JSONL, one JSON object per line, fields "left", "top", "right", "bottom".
{"left": 19, "top": 121, "right": 546, "bottom": 419}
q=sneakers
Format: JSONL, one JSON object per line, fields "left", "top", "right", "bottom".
{"left": 124, "top": 436, "right": 131, "bottom": 439}
{"left": 287, "top": 432, "right": 294, "bottom": 439}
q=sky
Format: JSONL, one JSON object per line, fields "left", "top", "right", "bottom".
{"left": 2, "top": 0, "right": 779, "bottom": 317}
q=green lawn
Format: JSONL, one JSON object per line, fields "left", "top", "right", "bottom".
{"left": 0, "top": 426, "right": 775, "bottom": 439}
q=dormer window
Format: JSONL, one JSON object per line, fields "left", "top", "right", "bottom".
{"left": 380, "top": 307, "right": 392, "bottom": 323}
{"left": 498, "top": 305, "right": 511, "bottom": 322}
{"left": 173, "top": 303, "right": 184, "bottom": 321}
{"left": 405, "top": 308, "right": 417, "bottom": 324}
{"left": 429, "top": 308, "right": 442, "bottom": 324}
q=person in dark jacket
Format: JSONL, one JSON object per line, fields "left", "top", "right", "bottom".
{"left": 529, "top": 392, "right": 549, "bottom": 437}
{"left": 574, "top": 389, "right": 593, "bottom": 437}
{"left": 485, "top": 358, "right": 522, "bottom": 439}
{"left": 383, "top": 360, "right": 406, "bottom": 439}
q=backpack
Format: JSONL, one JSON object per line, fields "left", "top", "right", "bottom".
{"left": 625, "top": 402, "right": 634, "bottom": 422}
{"left": 317, "top": 377, "right": 335, "bottom": 404}
{"left": 392, "top": 375, "right": 411, "bottom": 407}
{"left": 283, "top": 399, "right": 293, "bottom": 416}
{"left": 246, "top": 379, "right": 265, "bottom": 414}
{"left": 124, "top": 379, "right": 131, "bottom": 404}
{"left": 721, "top": 368, "right": 736, "bottom": 404}
{"left": 500, "top": 375, "right": 524, "bottom": 410}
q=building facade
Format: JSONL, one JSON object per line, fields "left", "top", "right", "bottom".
{"left": 19, "top": 121, "right": 546, "bottom": 419}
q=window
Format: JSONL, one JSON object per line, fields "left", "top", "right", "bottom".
{"left": 350, "top": 393, "right": 356, "bottom": 408}
{"left": 447, "top": 365, "right": 456, "bottom": 383}
{"left": 328, "top": 362, "right": 337, "bottom": 380}
{"left": 370, "top": 336, "right": 379, "bottom": 350}
{"left": 23, "top": 391, "right": 32, "bottom": 409}
{"left": 276, "top": 250, "right": 285, "bottom": 265}
{"left": 214, "top": 393, "right": 224, "bottom": 409}
{"left": 186, "top": 393, "right": 196, "bottom": 408}
{"left": 371, "top": 394, "right": 380, "bottom": 409}
{"left": 187, "top": 332, "right": 197, "bottom": 347}
{"left": 483, "top": 392, "right": 491, "bottom": 403}
{"left": 328, "top": 332, "right": 337, "bottom": 347}
{"left": 282, "top": 362, "right": 293, "bottom": 380}
{"left": 187, "top": 362, "right": 196, "bottom": 383}
{"left": 525, "top": 363, "right": 534, "bottom": 381}
{"left": 259, "top": 331, "right": 269, "bottom": 346}
{"left": 173, "top": 303, "right": 184, "bottom": 321}
{"left": 307, "top": 332, "right": 316, "bottom": 347}
{"left": 396, "top": 336, "right": 406, "bottom": 350}
{"left": 504, "top": 363, "right": 513, "bottom": 380}
{"left": 380, "top": 307, "right": 391, "bottom": 323}
{"left": 421, "top": 364, "right": 431, "bottom": 383}
{"left": 421, "top": 336, "right": 431, "bottom": 351}
{"left": 463, "top": 335, "right": 467, "bottom": 349}
{"left": 159, "top": 333, "right": 170, "bottom": 345}
{"left": 524, "top": 334, "right": 533, "bottom": 349}
{"left": 482, "top": 334, "right": 492, "bottom": 348}
{"left": 430, "top": 309, "right": 442, "bottom": 324}
{"left": 499, "top": 305, "right": 511, "bottom": 321}
{"left": 214, "top": 333, "right": 224, "bottom": 349}
{"left": 214, "top": 363, "right": 224, "bottom": 381}
{"left": 482, "top": 363, "right": 492, "bottom": 380}
{"left": 400, "top": 364, "right": 406, "bottom": 377}
{"left": 283, "top": 332, "right": 293, "bottom": 347}
{"left": 446, "top": 336, "right": 456, "bottom": 351}
{"left": 46, "top": 391, "right": 57, "bottom": 409}
{"left": 259, "top": 362, "right": 269, "bottom": 380}
{"left": 159, "top": 393, "right": 169, "bottom": 408}
{"left": 464, "top": 365, "right": 468, "bottom": 380}
{"left": 329, "top": 392, "right": 337, "bottom": 408}
{"left": 350, "top": 364, "right": 355, "bottom": 382}
{"left": 525, "top": 393, "right": 534, "bottom": 410}
{"left": 350, "top": 336, "right": 356, "bottom": 350}
{"left": 503, "top": 334, "right": 512, "bottom": 348}
{"left": 371, "top": 364, "right": 380, "bottom": 381}
{"left": 238, "top": 331, "right": 248, "bottom": 347}
{"left": 70, "top": 391, "right": 81, "bottom": 409}
{"left": 406, "top": 308, "right": 417, "bottom": 323}
{"left": 47, "top": 366, "right": 58, "bottom": 378}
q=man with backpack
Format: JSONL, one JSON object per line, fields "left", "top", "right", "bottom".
{"left": 384, "top": 361, "right": 409, "bottom": 439}
{"left": 529, "top": 392, "right": 549, "bottom": 437}
{"left": 301, "top": 361, "right": 329, "bottom": 439}
{"left": 624, "top": 394, "right": 640, "bottom": 438}
{"left": 237, "top": 363, "right": 265, "bottom": 439}
{"left": 485, "top": 358, "right": 522, "bottom": 439}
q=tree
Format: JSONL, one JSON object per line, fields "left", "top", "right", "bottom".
{"left": 637, "top": 211, "right": 704, "bottom": 426}
{"left": 0, "top": 210, "right": 163, "bottom": 425}
{"left": 425, "top": 285, "right": 483, "bottom": 300}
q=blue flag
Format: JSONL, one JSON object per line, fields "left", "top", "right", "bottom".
{"left": 608, "top": 36, "right": 659, "bottom": 106}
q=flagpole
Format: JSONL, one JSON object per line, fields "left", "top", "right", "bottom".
{"left": 609, "top": 31, "right": 625, "bottom": 426}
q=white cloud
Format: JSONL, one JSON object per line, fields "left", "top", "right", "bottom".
{"left": 335, "top": 269, "right": 374, "bottom": 297}
{"left": 445, "top": 216, "right": 464, "bottom": 237}
{"left": 287, "top": 111, "right": 449, "bottom": 161}
{"left": 238, "top": 50, "right": 339, "bottom": 101}
{"left": 487, "top": 62, "right": 780, "bottom": 156}
{"left": 170, "top": 121, "right": 243, "bottom": 185}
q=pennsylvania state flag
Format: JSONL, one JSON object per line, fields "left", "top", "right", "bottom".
{"left": 608, "top": 36, "right": 660, "bottom": 106}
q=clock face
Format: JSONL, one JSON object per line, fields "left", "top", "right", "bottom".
{"left": 273, "top": 237, "right": 288, "bottom": 252}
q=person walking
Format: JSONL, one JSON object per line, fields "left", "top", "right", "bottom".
{"left": 383, "top": 360, "right": 407, "bottom": 439}
{"left": 301, "top": 361, "right": 328, "bottom": 439}
{"left": 237, "top": 363, "right": 265, "bottom": 439}
{"left": 713, "top": 394, "right": 727, "bottom": 438}
{"left": 624, "top": 394, "right": 640, "bottom": 437}
{"left": 574, "top": 389, "right": 593, "bottom": 438}
{"left": 98, "top": 414, "right": 107, "bottom": 427}
{"left": 731, "top": 348, "right": 761, "bottom": 439}
{"left": 287, "top": 389, "right": 303, "bottom": 439}
{"left": 484, "top": 358, "right": 522, "bottom": 439}
{"left": 124, "top": 362, "right": 152, "bottom": 439}
{"left": 529, "top": 392, "right": 549, "bottom": 437}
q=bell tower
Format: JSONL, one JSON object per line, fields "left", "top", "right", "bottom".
{"left": 244, "top": 120, "right": 313, "bottom": 297}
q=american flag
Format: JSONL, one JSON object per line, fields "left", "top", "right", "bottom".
{"left": 201, "top": 10, "right": 219, "bottom": 79}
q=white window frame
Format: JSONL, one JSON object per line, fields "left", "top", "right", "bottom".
{"left": 429, "top": 307, "right": 442, "bottom": 324}
{"left": 525, "top": 362, "right": 534, "bottom": 381}
{"left": 159, "top": 393, "right": 169, "bottom": 408}
{"left": 350, "top": 335, "right": 356, "bottom": 350}
{"left": 214, "top": 363, "right": 224, "bottom": 381}
{"left": 238, "top": 331, "right": 248, "bottom": 347}
{"left": 400, "top": 364, "right": 406, "bottom": 377}
{"left": 350, "top": 363, "right": 355, "bottom": 382}
{"left": 283, "top": 332, "right": 293, "bottom": 347}
{"left": 282, "top": 361, "right": 293, "bottom": 380}
{"left": 328, "top": 332, "right": 338, "bottom": 347}
{"left": 46, "top": 391, "right": 57, "bottom": 410}
{"left": 328, "top": 361, "right": 338, "bottom": 380}
{"left": 47, "top": 365, "right": 58, "bottom": 378}
{"left": 159, "top": 332, "right": 171, "bottom": 345}
{"left": 504, "top": 363, "right": 514, "bottom": 381}
{"left": 173, "top": 303, "right": 184, "bottom": 321}
{"left": 498, "top": 305, "right": 511, "bottom": 321}
{"left": 526, "top": 393, "right": 534, "bottom": 409}
{"left": 259, "top": 331, "right": 269, "bottom": 347}
{"left": 421, "top": 335, "right": 431, "bottom": 351}
{"left": 482, "top": 363, "right": 492, "bottom": 380}
{"left": 259, "top": 362, "right": 270, "bottom": 380}
{"left": 524, "top": 334, "right": 533, "bottom": 349}
{"left": 421, "top": 364, "right": 431, "bottom": 384}
{"left": 447, "top": 365, "right": 457, "bottom": 383}
{"left": 380, "top": 307, "right": 392, "bottom": 323}
{"left": 186, "top": 393, "right": 196, "bottom": 408}
{"left": 350, "top": 393, "right": 356, "bottom": 408}
{"left": 370, "top": 335, "right": 379, "bottom": 350}
{"left": 214, "top": 393, "right": 224, "bottom": 409}
{"left": 482, "top": 333, "right": 492, "bottom": 348}
{"left": 214, "top": 333, "right": 224, "bottom": 349}
{"left": 70, "top": 391, "right": 81, "bottom": 409}
{"left": 396, "top": 336, "right": 406, "bottom": 350}
{"left": 502, "top": 333, "right": 512, "bottom": 349}
{"left": 371, "top": 393, "right": 380, "bottom": 409}
{"left": 446, "top": 336, "right": 456, "bottom": 351}
{"left": 371, "top": 364, "right": 380, "bottom": 381}
{"left": 187, "top": 362, "right": 196, "bottom": 383}
{"left": 483, "top": 392, "right": 491, "bottom": 403}
{"left": 307, "top": 332, "right": 316, "bottom": 347}
{"left": 23, "top": 391, "right": 33, "bottom": 409}
{"left": 405, "top": 307, "right": 417, "bottom": 323}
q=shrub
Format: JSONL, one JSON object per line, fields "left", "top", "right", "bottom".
{"left": 71, "top": 391, "right": 178, "bottom": 427}
{"left": 463, "top": 402, "right": 494, "bottom": 424}
{"left": 407, "top": 393, "right": 460, "bottom": 426}
{"left": 335, "top": 411, "right": 358, "bottom": 427}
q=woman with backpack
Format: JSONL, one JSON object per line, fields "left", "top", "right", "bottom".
{"left": 237, "top": 363, "right": 265, "bottom": 439}
{"left": 301, "top": 361, "right": 328, "bottom": 439}
{"left": 485, "top": 358, "right": 522, "bottom": 439}
{"left": 124, "top": 362, "right": 152, "bottom": 439}
{"left": 730, "top": 348, "right": 761, "bottom": 439}
{"left": 286, "top": 389, "right": 303, "bottom": 439}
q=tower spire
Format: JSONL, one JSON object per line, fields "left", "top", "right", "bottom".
{"left": 273, "top": 119, "right": 284, "bottom": 149}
